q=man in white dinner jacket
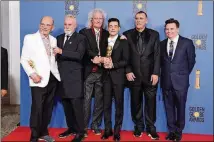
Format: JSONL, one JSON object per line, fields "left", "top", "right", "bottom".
{"left": 21, "top": 16, "right": 60, "bottom": 142}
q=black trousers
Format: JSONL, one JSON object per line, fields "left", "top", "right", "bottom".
{"left": 84, "top": 72, "right": 103, "bottom": 129}
{"left": 163, "top": 88, "right": 187, "bottom": 133}
{"left": 62, "top": 98, "right": 85, "bottom": 135}
{"left": 103, "top": 75, "right": 124, "bottom": 134}
{"left": 130, "top": 82, "right": 157, "bottom": 132}
{"left": 30, "top": 72, "right": 57, "bottom": 140}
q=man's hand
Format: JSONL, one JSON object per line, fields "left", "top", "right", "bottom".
{"left": 53, "top": 47, "right": 62, "bottom": 55}
{"left": 120, "top": 35, "right": 127, "bottom": 40}
{"left": 30, "top": 73, "right": 42, "bottom": 84}
{"left": 126, "top": 72, "right": 136, "bottom": 81}
{"left": 1, "top": 89, "right": 7, "bottom": 97}
{"left": 91, "top": 56, "right": 101, "bottom": 64}
{"left": 103, "top": 57, "right": 113, "bottom": 68}
{"left": 151, "top": 74, "right": 158, "bottom": 86}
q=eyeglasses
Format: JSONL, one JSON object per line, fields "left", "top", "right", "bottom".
{"left": 40, "top": 23, "right": 53, "bottom": 27}
{"left": 93, "top": 18, "right": 103, "bottom": 21}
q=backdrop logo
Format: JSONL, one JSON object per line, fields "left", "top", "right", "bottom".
{"left": 133, "top": 0, "right": 147, "bottom": 16}
{"left": 189, "top": 106, "right": 205, "bottom": 122}
{"left": 190, "top": 34, "right": 207, "bottom": 50}
{"left": 65, "top": 0, "right": 79, "bottom": 16}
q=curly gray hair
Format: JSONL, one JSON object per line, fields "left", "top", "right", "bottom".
{"left": 86, "top": 8, "right": 107, "bottom": 29}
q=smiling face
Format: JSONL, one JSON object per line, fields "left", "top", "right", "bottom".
{"left": 108, "top": 21, "right": 120, "bottom": 37}
{"left": 92, "top": 11, "right": 104, "bottom": 29}
{"left": 165, "top": 23, "right": 179, "bottom": 39}
{"left": 39, "top": 16, "right": 54, "bottom": 37}
{"left": 64, "top": 16, "right": 77, "bottom": 35}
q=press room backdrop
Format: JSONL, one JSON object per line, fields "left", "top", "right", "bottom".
{"left": 20, "top": 1, "right": 213, "bottom": 135}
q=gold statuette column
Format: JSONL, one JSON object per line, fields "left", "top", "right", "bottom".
{"left": 195, "top": 70, "right": 200, "bottom": 89}
{"left": 197, "top": 0, "right": 203, "bottom": 16}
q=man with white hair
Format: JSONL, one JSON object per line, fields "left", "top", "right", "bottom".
{"left": 79, "top": 8, "right": 109, "bottom": 136}
{"left": 54, "top": 15, "right": 86, "bottom": 142}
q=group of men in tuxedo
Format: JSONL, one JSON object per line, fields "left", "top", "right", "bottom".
{"left": 21, "top": 8, "right": 195, "bottom": 142}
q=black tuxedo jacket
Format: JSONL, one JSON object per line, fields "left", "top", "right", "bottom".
{"left": 160, "top": 36, "right": 196, "bottom": 91}
{"left": 56, "top": 32, "right": 86, "bottom": 98}
{"left": 79, "top": 28, "right": 109, "bottom": 79}
{"left": 102, "top": 36, "right": 129, "bottom": 85}
{"left": 123, "top": 28, "right": 160, "bottom": 85}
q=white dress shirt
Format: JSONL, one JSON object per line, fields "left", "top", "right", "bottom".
{"left": 167, "top": 34, "right": 179, "bottom": 59}
{"left": 94, "top": 28, "right": 101, "bottom": 55}
{"left": 108, "top": 34, "right": 118, "bottom": 48}
{"left": 63, "top": 33, "right": 73, "bottom": 45}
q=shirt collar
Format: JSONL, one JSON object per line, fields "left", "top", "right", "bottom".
{"left": 94, "top": 28, "right": 100, "bottom": 34}
{"left": 108, "top": 34, "right": 118, "bottom": 43}
{"left": 65, "top": 33, "right": 73, "bottom": 37}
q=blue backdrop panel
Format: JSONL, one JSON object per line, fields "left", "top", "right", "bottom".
{"left": 20, "top": 1, "right": 213, "bottom": 135}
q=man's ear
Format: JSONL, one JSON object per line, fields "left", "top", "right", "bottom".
{"left": 51, "top": 25, "right": 55, "bottom": 32}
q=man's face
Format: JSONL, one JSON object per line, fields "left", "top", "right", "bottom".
{"left": 64, "top": 17, "right": 77, "bottom": 35}
{"left": 92, "top": 12, "right": 103, "bottom": 29}
{"left": 165, "top": 23, "right": 179, "bottom": 39}
{"left": 39, "top": 17, "right": 54, "bottom": 36}
{"left": 108, "top": 21, "right": 120, "bottom": 37}
{"left": 135, "top": 13, "right": 147, "bottom": 30}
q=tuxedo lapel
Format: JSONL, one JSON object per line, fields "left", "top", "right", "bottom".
{"left": 130, "top": 30, "right": 139, "bottom": 53}
{"left": 35, "top": 32, "right": 49, "bottom": 61}
{"left": 140, "top": 28, "right": 150, "bottom": 55}
{"left": 172, "top": 36, "right": 183, "bottom": 62}
{"left": 88, "top": 29, "right": 98, "bottom": 51}
{"left": 163, "top": 39, "right": 169, "bottom": 61}
{"left": 64, "top": 32, "right": 76, "bottom": 48}
{"left": 36, "top": 32, "right": 47, "bottom": 53}
{"left": 113, "top": 37, "right": 120, "bottom": 50}
{"left": 111, "top": 37, "right": 120, "bottom": 56}
{"left": 60, "top": 34, "right": 65, "bottom": 49}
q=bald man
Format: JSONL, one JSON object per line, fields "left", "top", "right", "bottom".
{"left": 21, "top": 16, "right": 61, "bottom": 142}
{"left": 54, "top": 15, "right": 86, "bottom": 142}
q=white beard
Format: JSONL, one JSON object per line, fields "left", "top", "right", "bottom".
{"left": 64, "top": 30, "right": 72, "bottom": 35}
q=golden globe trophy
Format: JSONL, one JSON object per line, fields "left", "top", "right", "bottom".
{"left": 104, "top": 45, "right": 113, "bottom": 68}
{"left": 106, "top": 45, "right": 113, "bottom": 57}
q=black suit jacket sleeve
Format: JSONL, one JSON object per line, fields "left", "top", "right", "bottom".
{"left": 153, "top": 33, "right": 160, "bottom": 76}
{"left": 79, "top": 30, "right": 97, "bottom": 59}
{"left": 187, "top": 40, "right": 196, "bottom": 74}
{"left": 113, "top": 40, "right": 129, "bottom": 69}
{"left": 123, "top": 32, "right": 133, "bottom": 73}
{"left": 61, "top": 38, "right": 86, "bottom": 61}
{"left": 1, "top": 48, "right": 8, "bottom": 90}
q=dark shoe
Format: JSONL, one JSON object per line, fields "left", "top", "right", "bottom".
{"left": 71, "top": 134, "right": 85, "bottom": 142}
{"left": 30, "top": 138, "right": 38, "bottom": 142}
{"left": 133, "top": 127, "right": 142, "bottom": 137}
{"left": 59, "top": 129, "right": 76, "bottom": 138}
{"left": 174, "top": 132, "right": 182, "bottom": 142}
{"left": 113, "top": 134, "right": 120, "bottom": 142}
{"left": 92, "top": 128, "right": 101, "bottom": 135}
{"left": 147, "top": 131, "right": 159, "bottom": 140}
{"left": 166, "top": 132, "right": 175, "bottom": 140}
{"left": 38, "top": 135, "right": 55, "bottom": 142}
{"left": 101, "top": 131, "right": 113, "bottom": 140}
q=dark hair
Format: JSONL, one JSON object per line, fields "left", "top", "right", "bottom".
{"left": 135, "top": 11, "right": 147, "bottom": 18}
{"left": 165, "top": 18, "right": 180, "bottom": 28}
{"left": 108, "top": 18, "right": 120, "bottom": 27}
